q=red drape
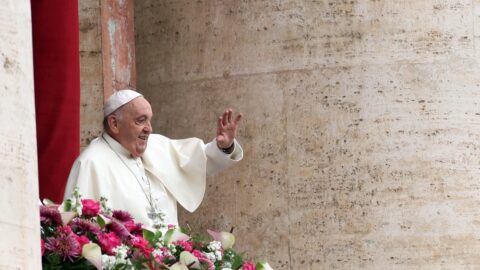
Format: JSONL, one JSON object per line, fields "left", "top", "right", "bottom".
{"left": 31, "top": 0, "right": 80, "bottom": 203}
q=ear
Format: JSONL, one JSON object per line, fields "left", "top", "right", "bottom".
{"left": 107, "top": 115, "right": 120, "bottom": 134}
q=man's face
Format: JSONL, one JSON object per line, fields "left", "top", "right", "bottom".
{"left": 112, "top": 97, "right": 153, "bottom": 157}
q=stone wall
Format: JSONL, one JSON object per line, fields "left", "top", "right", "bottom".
{"left": 0, "top": 1, "right": 41, "bottom": 268}
{"left": 79, "top": 0, "right": 104, "bottom": 149}
{"left": 135, "top": 1, "right": 480, "bottom": 269}
{"left": 79, "top": 0, "right": 136, "bottom": 149}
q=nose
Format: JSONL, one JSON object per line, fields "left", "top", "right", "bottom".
{"left": 144, "top": 120, "right": 152, "bottom": 133}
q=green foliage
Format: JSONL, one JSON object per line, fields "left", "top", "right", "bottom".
{"left": 43, "top": 254, "right": 96, "bottom": 270}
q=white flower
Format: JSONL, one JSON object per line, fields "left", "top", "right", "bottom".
{"left": 153, "top": 248, "right": 164, "bottom": 257}
{"left": 153, "top": 247, "right": 172, "bottom": 258}
{"left": 204, "top": 252, "right": 217, "bottom": 263}
{"left": 113, "top": 244, "right": 130, "bottom": 264}
{"left": 207, "top": 240, "right": 222, "bottom": 252}
{"left": 101, "top": 255, "right": 116, "bottom": 269}
{"left": 215, "top": 250, "right": 223, "bottom": 261}
{"left": 206, "top": 241, "right": 223, "bottom": 261}
{"left": 155, "top": 240, "right": 166, "bottom": 248}
{"left": 168, "top": 243, "right": 177, "bottom": 254}
{"left": 74, "top": 204, "right": 83, "bottom": 216}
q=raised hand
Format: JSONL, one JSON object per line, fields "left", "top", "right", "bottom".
{"left": 216, "top": 109, "right": 242, "bottom": 149}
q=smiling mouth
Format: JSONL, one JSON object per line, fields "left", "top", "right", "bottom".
{"left": 138, "top": 135, "right": 149, "bottom": 141}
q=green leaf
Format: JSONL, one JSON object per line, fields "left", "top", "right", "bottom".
{"left": 143, "top": 228, "right": 155, "bottom": 244}
{"left": 164, "top": 230, "right": 173, "bottom": 244}
{"left": 230, "top": 252, "right": 244, "bottom": 270}
{"left": 155, "top": 230, "right": 163, "bottom": 241}
{"left": 96, "top": 215, "right": 106, "bottom": 227}
{"left": 63, "top": 199, "right": 72, "bottom": 212}
{"left": 99, "top": 214, "right": 112, "bottom": 225}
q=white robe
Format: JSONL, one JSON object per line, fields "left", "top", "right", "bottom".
{"left": 64, "top": 133, "right": 243, "bottom": 227}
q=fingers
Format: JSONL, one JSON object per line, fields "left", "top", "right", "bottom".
{"left": 222, "top": 110, "right": 229, "bottom": 126}
{"left": 227, "top": 109, "right": 233, "bottom": 123}
{"left": 234, "top": 112, "right": 242, "bottom": 124}
{"left": 219, "top": 108, "right": 242, "bottom": 126}
{"left": 217, "top": 116, "right": 224, "bottom": 135}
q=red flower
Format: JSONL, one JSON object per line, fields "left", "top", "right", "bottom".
{"left": 40, "top": 206, "right": 62, "bottom": 226}
{"left": 73, "top": 234, "right": 90, "bottom": 252}
{"left": 107, "top": 219, "right": 130, "bottom": 240}
{"left": 70, "top": 218, "right": 101, "bottom": 235}
{"left": 173, "top": 240, "right": 193, "bottom": 252}
{"left": 41, "top": 239, "right": 45, "bottom": 256}
{"left": 128, "top": 222, "right": 144, "bottom": 237}
{"left": 242, "top": 261, "right": 256, "bottom": 270}
{"left": 97, "top": 232, "right": 121, "bottom": 255}
{"left": 44, "top": 234, "right": 81, "bottom": 261}
{"left": 81, "top": 199, "right": 100, "bottom": 217}
{"left": 57, "top": 225, "right": 74, "bottom": 235}
{"left": 112, "top": 210, "right": 133, "bottom": 222}
{"left": 130, "top": 236, "right": 153, "bottom": 258}
{"left": 192, "top": 250, "right": 215, "bottom": 270}
{"left": 123, "top": 219, "right": 136, "bottom": 232}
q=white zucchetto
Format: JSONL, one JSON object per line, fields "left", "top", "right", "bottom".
{"left": 104, "top": 89, "right": 143, "bottom": 117}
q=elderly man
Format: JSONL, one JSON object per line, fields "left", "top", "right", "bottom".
{"left": 64, "top": 89, "right": 243, "bottom": 228}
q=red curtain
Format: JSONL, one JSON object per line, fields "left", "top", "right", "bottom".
{"left": 31, "top": 0, "right": 80, "bottom": 203}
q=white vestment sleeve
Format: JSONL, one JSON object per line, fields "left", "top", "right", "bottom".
{"left": 205, "top": 138, "right": 243, "bottom": 176}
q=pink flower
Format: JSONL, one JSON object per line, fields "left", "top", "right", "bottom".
{"left": 107, "top": 219, "right": 130, "bottom": 240}
{"left": 81, "top": 199, "right": 100, "bottom": 217}
{"left": 154, "top": 246, "right": 174, "bottom": 262}
{"left": 97, "top": 232, "right": 121, "bottom": 255}
{"left": 44, "top": 234, "right": 81, "bottom": 261}
{"left": 167, "top": 224, "right": 176, "bottom": 229}
{"left": 242, "top": 261, "right": 256, "bottom": 270}
{"left": 40, "top": 205, "right": 62, "bottom": 226}
{"left": 112, "top": 210, "right": 133, "bottom": 222}
{"left": 70, "top": 218, "right": 101, "bottom": 235}
{"left": 57, "top": 225, "right": 74, "bottom": 235}
{"left": 173, "top": 240, "right": 193, "bottom": 252}
{"left": 73, "top": 235, "right": 90, "bottom": 251}
{"left": 123, "top": 220, "right": 136, "bottom": 232}
{"left": 129, "top": 222, "right": 144, "bottom": 236}
{"left": 192, "top": 250, "right": 215, "bottom": 270}
{"left": 41, "top": 239, "right": 45, "bottom": 256}
{"left": 130, "top": 236, "right": 153, "bottom": 258}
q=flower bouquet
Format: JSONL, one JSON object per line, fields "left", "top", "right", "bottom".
{"left": 40, "top": 189, "right": 272, "bottom": 270}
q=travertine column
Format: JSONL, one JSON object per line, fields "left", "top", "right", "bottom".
{"left": 0, "top": 0, "right": 41, "bottom": 268}
{"left": 79, "top": 0, "right": 104, "bottom": 149}
{"left": 79, "top": 0, "right": 136, "bottom": 148}
{"left": 100, "top": 0, "right": 137, "bottom": 99}
{"left": 135, "top": 0, "right": 480, "bottom": 269}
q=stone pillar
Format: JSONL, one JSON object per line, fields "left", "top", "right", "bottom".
{"left": 101, "top": 0, "right": 137, "bottom": 99}
{"left": 135, "top": 1, "right": 480, "bottom": 269}
{"left": 0, "top": 0, "right": 41, "bottom": 268}
{"left": 79, "top": 0, "right": 136, "bottom": 148}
